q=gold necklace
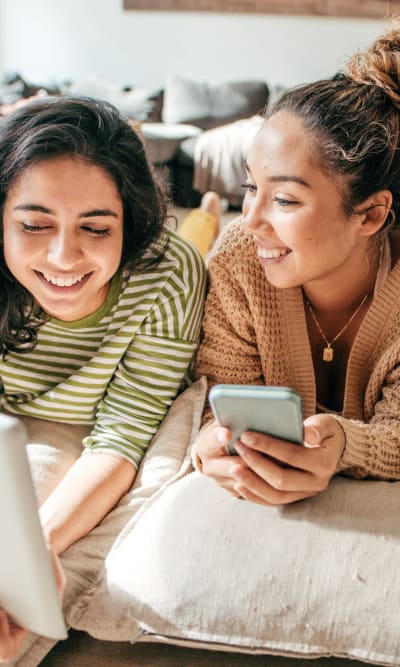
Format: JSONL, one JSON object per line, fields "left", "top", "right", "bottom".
{"left": 304, "top": 292, "right": 369, "bottom": 362}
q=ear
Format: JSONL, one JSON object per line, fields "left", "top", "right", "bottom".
{"left": 355, "top": 190, "right": 393, "bottom": 238}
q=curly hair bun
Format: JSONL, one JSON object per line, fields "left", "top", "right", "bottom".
{"left": 346, "top": 20, "right": 400, "bottom": 109}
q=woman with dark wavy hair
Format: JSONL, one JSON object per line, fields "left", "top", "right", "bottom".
{"left": 192, "top": 22, "right": 400, "bottom": 504}
{"left": 0, "top": 96, "right": 206, "bottom": 661}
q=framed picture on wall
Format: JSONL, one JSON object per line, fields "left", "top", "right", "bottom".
{"left": 123, "top": 0, "right": 400, "bottom": 18}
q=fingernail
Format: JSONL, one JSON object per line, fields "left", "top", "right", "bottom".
{"left": 217, "top": 430, "right": 228, "bottom": 445}
{"left": 240, "top": 433, "right": 254, "bottom": 446}
{"left": 304, "top": 440, "right": 321, "bottom": 449}
{"left": 234, "top": 442, "right": 247, "bottom": 456}
{"left": 233, "top": 483, "right": 246, "bottom": 498}
{"left": 303, "top": 425, "right": 321, "bottom": 447}
{"left": 308, "top": 426, "right": 321, "bottom": 441}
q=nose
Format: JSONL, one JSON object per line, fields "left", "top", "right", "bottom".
{"left": 242, "top": 194, "right": 273, "bottom": 236}
{"left": 46, "top": 229, "right": 83, "bottom": 268}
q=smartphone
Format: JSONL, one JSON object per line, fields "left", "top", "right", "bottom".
{"left": 209, "top": 384, "right": 303, "bottom": 455}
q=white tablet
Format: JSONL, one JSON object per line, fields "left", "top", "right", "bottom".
{"left": 0, "top": 414, "right": 67, "bottom": 640}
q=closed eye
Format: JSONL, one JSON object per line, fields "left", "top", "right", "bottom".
{"left": 21, "top": 222, "right": 52, "bottom": 233}
{"left": 81, "top": 225, "right": 111, "bottom": 237}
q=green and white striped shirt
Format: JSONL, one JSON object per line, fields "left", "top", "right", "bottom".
{"left": 0, "top": 230, "right": 206, "bottom": 467}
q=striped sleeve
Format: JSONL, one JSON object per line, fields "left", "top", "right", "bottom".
{"left": 82, "top": 233, "right": 207, "bottom": 466}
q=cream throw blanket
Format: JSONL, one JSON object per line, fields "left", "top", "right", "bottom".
{"left": 193, "top": 115, "right": 264, "bottom": 205}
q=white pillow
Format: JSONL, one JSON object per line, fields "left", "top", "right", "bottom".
{"left": 71, "top": 470, "right": 400, "bottom": 665}
{"left": 15, "top": 377, "right": 207, "bottom": 666}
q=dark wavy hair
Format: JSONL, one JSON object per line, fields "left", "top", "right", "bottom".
{"left": 267, "top": 22, "right": 400, "bottom": 230}
{"left": 0, "top": 95, "right": 169, "bottom": 355}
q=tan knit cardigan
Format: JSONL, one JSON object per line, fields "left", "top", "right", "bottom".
{"left": 195, "top": 218, "right": 400, "bottom": 479}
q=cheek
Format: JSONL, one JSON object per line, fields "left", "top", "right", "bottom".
{"left": 102, "top": 236, "right": 123, "bottom": 273}
{"left": 292, "top": 212, "right": 331, "bottom": 247}
{"left": 242, "top": 194, "right": 250, "bottom": 217}
{"left": 242, "top": 191, "right": 258, "bottom": 220}
{"left": 4, "top": 228, "right": 39, "bottom": 262}
{"left": 303, "top": 234, "right": 322, "bottom": 248}
{"left": 3, "top": 227, "right": 22, "bottom": 267}
{"left": 296, "top": 219, "right": 349, "bottom": 257}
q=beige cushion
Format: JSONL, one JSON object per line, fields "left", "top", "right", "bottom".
{"left": 71, "top": 468, "right": 400, "bottom": 665}
{"left": 14, "top": 377, "right": 207, "bottom": 667}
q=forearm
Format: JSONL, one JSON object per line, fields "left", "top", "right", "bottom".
{"left": 39, "top": 452, "right": 136, "bottom": 555}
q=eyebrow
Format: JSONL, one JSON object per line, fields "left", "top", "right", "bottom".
{"left": 244, "top": 161, "right": 311, "bottom": 188}
{"left": 268, "top": 175, "right": 311, "bottom": 188}
{"left": 13, "top": 204, "right": 119, "bottom": 218}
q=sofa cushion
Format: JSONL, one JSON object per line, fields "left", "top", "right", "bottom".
{"left": 162, "top": 76, "right": 269, "bottom": 130}
{"left": 71, "top": 468, "right": 400, "bottom": 666}
{"left": 61, "top": 76, "right": 163, "bottom": 121}
{"left": 140, "top": 122, "right": 202, "bottom": 164}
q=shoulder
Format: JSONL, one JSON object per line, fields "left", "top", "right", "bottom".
{"left": 164, "top": 227, "right": 207, "bottom": 276}
{"left": 129, "top": 228, "right": 206, "bottom": 282}
{"left": 163, "top": 229, "right": 207, "bottom": 301}
{"left": 208, "top": 216, "right": 266, "bottom": 288}
{"left": 209, "top": 216, "right": 257, "bottom": 267}
{"left": 123, "top": 228, "right": 206, "bottom": 301}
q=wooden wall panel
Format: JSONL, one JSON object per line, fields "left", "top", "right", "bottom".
{"left": 123, "top": 0, "right": 400, "bottom": 18}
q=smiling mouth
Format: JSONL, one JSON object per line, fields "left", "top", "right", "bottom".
{"left": 36, "top": 271, "right": 90, "bottom": 288}
{"left": 257, "top": 247, "right": 291, "bottom": 259}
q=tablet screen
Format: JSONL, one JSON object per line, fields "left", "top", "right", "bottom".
{"left": 0, "top": 414, "right": 67, "bottom": 640}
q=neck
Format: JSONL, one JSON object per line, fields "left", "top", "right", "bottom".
{"left": 303, "top": 240, "right": 381, "bottom": 315}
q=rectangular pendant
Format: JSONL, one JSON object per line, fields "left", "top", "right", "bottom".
{"left": 323, "top": 347, "right": 334, "bottom": 362}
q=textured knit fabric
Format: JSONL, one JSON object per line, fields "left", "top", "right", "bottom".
{"left": 0, "top": 230, "right": 206, "bottom": 467}
{"left": 195, "top": 218, "right": 400, "bottom": 480}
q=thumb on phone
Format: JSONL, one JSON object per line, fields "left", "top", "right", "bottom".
{"left": 303, "top": 418, "right": 324, "bottom": 448}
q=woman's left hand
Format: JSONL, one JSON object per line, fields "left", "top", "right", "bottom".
{"left": 0, "top": 547, "right": 65, "bottom": 663}
{"left": 228, "top": 414, "right": 345, "bottom": 505}
{"left": 0, "top": 610, "right": 27, "bottom": 663}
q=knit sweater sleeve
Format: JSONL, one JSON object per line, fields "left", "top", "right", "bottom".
{"left": 335, "top": 360, "right": 400, "bottom": 480}
{"left": 195, "top": 220, "right": 264, "bottom": 422}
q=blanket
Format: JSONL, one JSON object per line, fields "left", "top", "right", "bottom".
{"left": 193, "top": 115, "right": 264, "bottom": 206}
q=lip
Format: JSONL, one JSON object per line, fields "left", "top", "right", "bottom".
{"left": 255, "top": 244, "right": 292, "bottom": 263}
{"left": 35, "top": 270, "right": 92, "bottom": 291}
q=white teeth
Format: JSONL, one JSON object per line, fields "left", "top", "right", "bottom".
{"left": 257, "top": 247, "right": 289, "bottom": 259}
{"left": 42, "top": 273, "right": 85, "bottom": 287}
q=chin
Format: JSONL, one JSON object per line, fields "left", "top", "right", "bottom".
{"left": 263, "top": 270, "right": 299, "bottom": 290}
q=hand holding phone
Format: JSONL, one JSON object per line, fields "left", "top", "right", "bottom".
{"left": 209, "top": 385, "right": 303, "bottom": 455}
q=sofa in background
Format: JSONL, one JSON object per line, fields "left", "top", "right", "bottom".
{"left": 0, "top": 72, "right": 269, "bottom": 210}
{"left": 140, "top": 76, "right": 270, "bottom": 208}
